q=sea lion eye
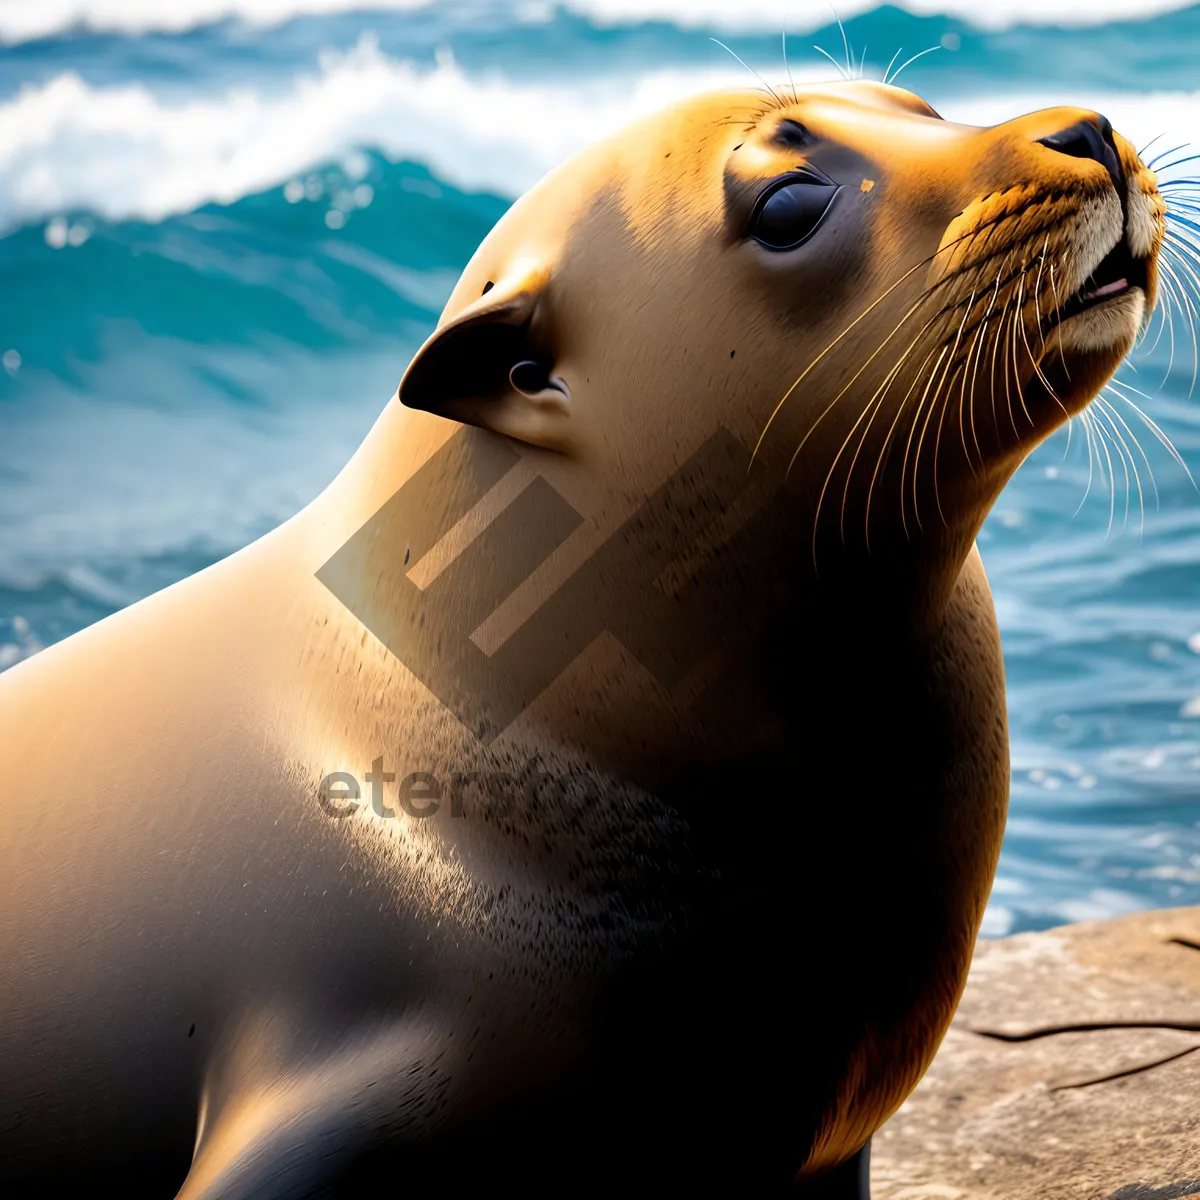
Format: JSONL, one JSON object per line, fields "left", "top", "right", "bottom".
{"left": 749, "top": 173, "right": 840, "bottom": 251}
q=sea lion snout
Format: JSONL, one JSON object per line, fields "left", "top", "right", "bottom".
{"left": 1036, "top": 114, "right": 1124, "bottom": 195}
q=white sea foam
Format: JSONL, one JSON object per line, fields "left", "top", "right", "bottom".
{"left": 0, "top": 0, "right": 1194, "bottom": 43}
{"left": 566, "top": 0, "right": 1199, "bottom": 32}
{"left": 0, "top": 0, "right": 431, "bottom": 43}
{"left": 0, "top": 37, "right": 790, "bottom": 226}
{"left": 1, "top": 34, "right": 1197, "bottom": 228}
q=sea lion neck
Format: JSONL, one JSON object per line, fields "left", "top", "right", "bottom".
{"left": 308, "top": 400, "right": 973, "bottom": 778}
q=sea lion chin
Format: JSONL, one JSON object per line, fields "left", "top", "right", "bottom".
{"left": 0, "top": 82, "right": 1163, "bottom": 1197}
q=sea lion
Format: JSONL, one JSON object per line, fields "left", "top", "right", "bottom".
{"left": 0, "top": 82, "right": 1163, "bottom": 1197}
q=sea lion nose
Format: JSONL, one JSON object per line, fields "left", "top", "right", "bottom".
{"left": 1037, "top": 116, "right": 1123, "bottom": 193}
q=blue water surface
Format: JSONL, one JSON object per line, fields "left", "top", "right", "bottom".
{"left": 1, "top": 0, "right": 1197, "bottom": 934}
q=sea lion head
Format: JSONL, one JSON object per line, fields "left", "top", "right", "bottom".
{"left": 398, "top": 81, "right": 1163, "bottom": 601}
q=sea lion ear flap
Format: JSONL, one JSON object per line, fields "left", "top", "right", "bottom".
{"left": 398, "top": 268, "right": 571, "bottom": 451}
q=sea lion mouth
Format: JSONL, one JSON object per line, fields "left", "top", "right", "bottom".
{"left": 1041, "top": 234, "right": 1148, "bottom": 335}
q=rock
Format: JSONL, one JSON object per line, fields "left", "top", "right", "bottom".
{"left": 873, "top": 906, "right": 1200, "bottom": 1200}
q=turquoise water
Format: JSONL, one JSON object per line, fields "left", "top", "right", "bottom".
{"left": 1, "top": 0, "right": 1198, "bottom": 934}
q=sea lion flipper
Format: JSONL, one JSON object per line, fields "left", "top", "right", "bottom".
{"left": 176, "top": 1025, "right": 435, "bottom": 1200}
{"left": 177, "top": 1094, "right": 353, "bottom": 1200}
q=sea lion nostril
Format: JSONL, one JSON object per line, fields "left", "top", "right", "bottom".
{"left": 1037, "top": 119, "right": 1106, "bottom": 162}
{"left": 1098, "top": 114, "right": 1116, "bottom": 152}
{"left": 1037, "top": 118, "right": 1124, "bottom": 193}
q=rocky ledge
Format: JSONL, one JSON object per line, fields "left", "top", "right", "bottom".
{"left": 873, "top": 906, "right": 1200, "bottom": 1200}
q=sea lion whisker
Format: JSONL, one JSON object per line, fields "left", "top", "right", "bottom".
{"left": 1073, "top": 408, "right": 1100, "bottom": 517}
{"left": 1138, "top": 289, "right": 1170, "bottom": 355}
{"left": 1165, "top": 264, "right": 1200, "bottom": 402}
{"left": 1162, "top": 198, "right": 1200, "bottom": 228}
{"left": 786, "top": 228, "right": 1018, "bottom": 482}
{"left": 1160, "top": 226, "right": 1200, "bottom": 287}
{"left": 835, "top": 317, "right": 944, "bottom": 548}
{"left": 1146, "top": 141, "right": 1189, "bottom": 169}
{"left": 1032, "top": 238, "right": 1052, "bottom": 353}
{"left": 823, "top": 347, "right": 910, "bottom": 554}
{"left": 882, "top": 46, "right": 904, "bottom": 86}
{"left": 884, "top": 45, "right": 942, "bottom": 84}
{"left": 1155, "top": 253, "right": 1200, "bottom": 399}
{"left": 708, "top": 39, "right": 787, "bottom": 109}
{"left": 1160, "top": 224, "right": 1200, "bottom": 294}
{"left": 1010, "top": 267, "right": 1035, "bottom": 427}
{"left": 965, "top": 270, "right": 1007, "bottom": 468}
{"left": 988, "top": 251, "right": 1021, "bottom": 440}
{"left": 1161, "top": 207, "right": 1200, "bottom": 261}
{"left": 1158, "top": 186, "right": 1200, "bottom": 201}
{"left": 756, "top": 229, "right": 983, "bottom": 463}
{"left": 1049, "top": 240, "right": 1073, "bottom": 466}
{"left": 802, "top": 295, "right": 954, "bottom": 557}
{"left": 930, "top": 360, "right": 968, "bottom": 529}
{"left": 812, "top": 43, "right": 850, "bottom": 80}
{"left": 1138, "top": 132, "right": 1167, "bottom": 160}
{"left": 1077, "top": 410, "right": 1109, "bottom": 521}
{"left": 757, "top": 271, "right": 921, "bottom": 460}
{"left": 897, "top": 318, "right": 969, "bottom": 524}
{"left": 1018, "top": 274, "right": 1068, "bottom": 421}
{"left": 1046, "top": 260, "right": 1072, "bottom": 378}
{"left": 1161, "top": 194, "right": 1200, "bottom": 215}
{"left": 1048, "top": 234, "right": 1073, "bottom": 459}
{"left": 1105, "top": 378, "right": 1199, "bottom": 490}
{"left": 957, "top": 293, "right": 990, "bottom": 475}
{"left": 783, "top": 292, "right": 935, "bottom": 481}
{"left": 902, "top": 289, "right": 988, "bottom": 511}
{"left": 1162, "top": 213, "right": 1200, "bottom": 264}
{"left": 1091, "top": 396, "right": 1137, "bottom": 532}
{"left": 1001, "top": 306, "right": 1021, "bottom": 442}
{"left": 969, "top": 265, "right": 1017, "bottom": 444}
{"left": 1155, "top": 152, "right": 1200, "bottom": 175}
{"left": 917, "top": 300, "right": 974, "bottom": 529}
{"left": 1151, "top": 256, "right": 1183, "bottom": 384}
{"left": 780, "top": 20, "right": 799, "bottom": 103}
{"left": 928, "top": 225, "right": 1057, "bottom": 301}
{"left": 1051, "top": 237, "right": 1074, "bottom": 464}
{"left": 1102, "top": 397, "right": 1142, "bottom": 533}
{"left": 1161, "top": 231, "right": 1200, "bottom": 296}
{"left": 869, "top": 334, "right": 949, "bottom": 545}
{"left": 830, "top": 4, "right": 854, "bottom": 77}
{"left": 1162, "top": 195, "right": 1200, "bottom": 218}
{"left": 1092, "top": 403, "right": 1119, "bottom": 538}
{"left": 1161, "top": 209, "right": 1200, "bottom": 264}
{"left": 1134, "top": 248, "right": 1173, "bottom": 357}
{"left": 1000, "top": 278, "right": 1023, "bottom": 439}
{"left": 897, "top": 343, "right": 950, "bottom": 536}
{"left": 1099, "top": 391, "right": 1159, "bottom": 523}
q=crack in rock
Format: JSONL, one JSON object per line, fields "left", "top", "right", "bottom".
{"left": 1051, "top": 1043, "right": 1200, "bottom": 1090}
{"left": 969, "top": 1020, "right": 1200, "bottom": 1042}
{"left": 1106, "top": 1179, "right": 1200, "bottom": 1200}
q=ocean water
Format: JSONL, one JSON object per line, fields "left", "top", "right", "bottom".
{"left": 1, "top": 0, "right": 1198, "bottom": 935}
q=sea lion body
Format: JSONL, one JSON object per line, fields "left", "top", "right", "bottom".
{"left": 0, "top": 84, "right": 1163, "bottom": 1195}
